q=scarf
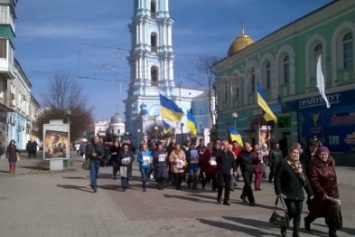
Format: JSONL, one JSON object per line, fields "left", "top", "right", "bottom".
{"left": 286, "top": 157, "right": 308, "bottom": 185}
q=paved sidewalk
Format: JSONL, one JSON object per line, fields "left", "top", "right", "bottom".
{"left": 0, "top": 152, "right": 354, "bottom": 237}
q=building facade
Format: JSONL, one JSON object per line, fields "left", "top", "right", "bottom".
{"left": 124, "top": 0, "right": 206, "bottom": 145}
{"left": 213, "top": 0, "right": 355, "bottom": 153}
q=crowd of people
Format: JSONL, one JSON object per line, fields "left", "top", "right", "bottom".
{"left": 81, "top": 136, "right": 342, "bottom": 237}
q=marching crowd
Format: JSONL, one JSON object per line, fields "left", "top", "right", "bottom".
{"left": 82, "top": 136, "right": 341, "bottom": 237}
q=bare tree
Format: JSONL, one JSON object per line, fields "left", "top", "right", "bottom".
{"left": 36, "top": 73, "right": 93, "bottom": 142}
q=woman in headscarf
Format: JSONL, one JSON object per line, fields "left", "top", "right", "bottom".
{"left": 274, "top": 145, "right": 314, "bottom": 237}
{"left": 169, "top": 143, "right": 186, "bottom": 190}
{"left": 118, "top": 143, "right": 135, "bottom": 191}
{"left": 6, "top": 139, "right": 18, "bottom": 174}
{"left": 152, "top": 142, "right": 168, "bottom": 190}
{"left": 304, "top": 146, "right": 341, "bottom": 237}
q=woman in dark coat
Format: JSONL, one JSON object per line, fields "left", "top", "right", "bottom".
{"left": 118, "top": 143, "right": 134, "bottom": 191}
{"left": 274, "top": 145, "right": 314, "bottom": 237}
{"left": 304, "top": 146, "right": 341, "bottom": 237}
{"left": 6, "top": 139, "right": 18, "bottom": 174}
{"left": 152, "top": 143, "right": 168, "bottom": 190}
{"left": 110, "top": 141, "right": 121, "bottom": 180}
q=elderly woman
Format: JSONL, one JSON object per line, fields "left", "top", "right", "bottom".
{"left": 169, "top": 143, "right": 186, "bottom": 190}
{"left": 304, "top": 146, "right": 341, "bottom": 237}
{"left": 274, "top": 145, "right": 314, "bottom": 237}
{"left": 152, "top": 143, "right": 169, "bottom": 190}
{"left": 6, "top": 140, "right": 18, "bottom": 174}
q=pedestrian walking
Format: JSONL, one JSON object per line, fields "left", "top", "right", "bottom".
{"left": 304, "top": 146, "right": 342, "bottom": 237}
{"left": 274, "top": 145, "right": 314, "bottom": 237}
{"left": 300, "top": 139, "right": 318, "bottom": 177}
{"left": 137, "top": 143, "right": 153, "bottom": 192}
{"left": 85, "top": 136, "right": 105, "bottom": 193}
{"left": 6, "top": 139, "right": 19, "bottom": 174}
{"left": 201, "top": 142, "right": 217, "bottom": 191}
{"left": 26, "top": 140, "right": 32, "bottom": 159}
{"left": 236, "top": 142, "right": 256, "bottom": 206}
{"left": 253, "top": 144, "right": 263, "bottom": 191}
{"left": 119, "top": 143, "right": 135, "bottom": 191}
{"left": 31, "top": 139, "right": 38, "bottom": 158}
{"left": 216, "top": 141, "right": 236, "bottom": 206}
{"left": 110, "top": 141, "right": 121, "bottom": 180}
{"left": 268, "top": 142, "right": 283, "bottom": 182}
{"left": 152, "top": 143, "right": 169, "bottom": 190}
{"left": 186, "top": 143, "right": 200, "bottom": 190}
{"left": 168, "top": 143, "right": 186, "bottom": 190}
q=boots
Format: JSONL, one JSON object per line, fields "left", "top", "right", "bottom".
{"left": 327, "top": 219, "right": 338, "bottom": 237}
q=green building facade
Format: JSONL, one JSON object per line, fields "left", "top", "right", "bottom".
{"left": 213, "top": 0, "right": 355, "bottom": 153}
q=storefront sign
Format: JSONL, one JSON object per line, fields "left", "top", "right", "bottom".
{"left": 298, "top": 93, "right": 341, "bottom": 110}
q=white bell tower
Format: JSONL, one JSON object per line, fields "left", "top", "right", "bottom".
{"left": 124, "top": 0, "right": 175, "bottom": 140}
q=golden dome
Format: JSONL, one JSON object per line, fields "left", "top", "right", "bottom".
{"left": 228, "top": 28, "right": 254, "bottom": 56}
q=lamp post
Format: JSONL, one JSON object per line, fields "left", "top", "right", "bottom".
{"left": 180, "top": 122, "right": 184, "bottom": 144}
{"left": 154, "top": 126, "right": 158, "bottom": 142}
{"left": 232, "top": 112, "right": 238, "bottom": 128}
{"left": 137, "top": 129, "right": 141, "bottom": 148}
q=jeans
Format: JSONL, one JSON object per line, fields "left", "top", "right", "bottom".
{"left": 284, "top": 199, "right": 303, "bottom": 235}
{"left": 140, "top": 167, "right": 150, "bottom": 189}
{"left": 241, "top": 171, "right": 255, "bottom": 203}
{"left": 90, "top": 160, "right": 100, "bottom": 188}
{"left": 217, "top": 173, "right": 231, "bottom": 202}
{"left": 188, "top": 168, "right": 200, "bottom": 189}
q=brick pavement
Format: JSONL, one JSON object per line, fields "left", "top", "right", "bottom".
{"left": 0, "top": 152, "right": 354, "bottom": 237}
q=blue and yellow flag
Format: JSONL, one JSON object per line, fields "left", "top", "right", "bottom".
{"left": 162, "top": 120, "right": 172, "bottom": 133}
{"left": 256, "top": 82, "right": 277, "bottom": 123}
{"left": 159, "top": 94, "right": 184, "bottom": 122}
{"left": 187, "top": 110, "right": 197, "bottom": 135}
{"left": 227, "top": 125, "right": 243, "bottom": 147}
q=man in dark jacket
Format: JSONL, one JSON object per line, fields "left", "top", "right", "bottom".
{"left": 236, "top": 142, "right": 256, "bottom": 206}
{"left": 86, "top": 136, "right": 105, "bottom": 193}
{"left": 300, "top": 140, "right": 318, "bottom": 177}
{"left": 268, "top": 143, "right": 283, "bottom": 182}
{"left": 216, "top": 141, "right": 236, "bottom": 206}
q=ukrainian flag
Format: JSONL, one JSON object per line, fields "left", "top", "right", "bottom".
{"left": 162, "top": 120, "right": 172, "bottom": 133}
{"left": 227, "top": 125, "right": 243, "bottom": 147}
{"left": 159, "top": 94, "right": 184, "bottom": 122}
{"left": 187, "top": 110, "right": 197, "bottom": 136}
{"left": 256, "top": 82, "right": 277, "bottom": 123}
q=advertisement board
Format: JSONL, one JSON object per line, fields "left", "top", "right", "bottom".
{"left": 43, "top": 120, "right": 70, "bottom": 160}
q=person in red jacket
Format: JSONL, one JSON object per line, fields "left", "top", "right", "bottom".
{"left": 230, "top": 140, "right": 242, "bottom": 189}
{"left": 201, "top": 142, "right": 217, "bottom": 191}
{"left": 253, "top": 144, "right": 263, "bottom": 191}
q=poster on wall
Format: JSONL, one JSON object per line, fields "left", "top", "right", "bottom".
{"left": 44, "top": 130, "right": 68, "bottom": 159}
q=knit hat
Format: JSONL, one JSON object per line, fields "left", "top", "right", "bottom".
{"left": 316, "top": 146, "right": 329, "bottom": 156}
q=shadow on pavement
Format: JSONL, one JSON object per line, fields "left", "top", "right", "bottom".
{"left": 56, "top": 184, "right": 92, "bottom": 193}
{"left": 313, "top": 222, "right": 355, "bottom": 236}
{"left": 230, "top": 200, "right": 276, "bottom": 211}
{"left": 197, "top": 217, "right": 279, "bottom": 237}
{"left": 164, "top": 194, "right": 216, "bottom": 204}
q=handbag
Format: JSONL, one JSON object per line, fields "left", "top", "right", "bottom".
{"left": 269, "top": 196, "right": 289, "bottom": 228}
{"left": 82, "top": 160, "right": 91, "bottom": 170}
{"left": 16, "top": 153, "right": 21, "bottom": 162}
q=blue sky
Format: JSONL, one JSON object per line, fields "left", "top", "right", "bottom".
{"left": 15, "top": 0, "right": 330, "bottom": 121}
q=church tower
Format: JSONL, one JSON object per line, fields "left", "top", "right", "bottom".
{"left": 124, "top": 0, "right": 175, "bottom": 138}
{"left": 124, "top": 0, "right": 205, "bottom": 144}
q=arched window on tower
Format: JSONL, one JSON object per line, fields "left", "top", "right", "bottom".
{"left": 151, "top": 66, "right": 158, "bottom": 86}
{"left": 150, "top": 1, "right": 157, "bottom": 19}
{"left": 343, "top": 32, "right": 353, "bottom": 69}
{"left": 151, "top": 33, "right": 157, "bottom": 53}
{"left": 250, "top": 68, "right": 256, "bottom": 93}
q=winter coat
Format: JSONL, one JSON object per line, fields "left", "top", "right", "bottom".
{"left": 118, "top": 150, "right": 134, "bottom": 166}
{"left": 308, "top": 156, "right": 341, "bottom": 220}
{"left": 274, "top": 160, "right": 313, "bottom": 201}
{"left": 252, "top": 150, "right": 263, "bottom": 173}
{"left": 153, "top": 150, "right": 169, "bottom": 180}
{"left": 216, "top": 150, "right": 236, "bottom": 176}
{"left": 300, "top": 149, "right": 316, "bottom": 177}
{"left": 169, "top": 149, "right": 186, "bottom": 174}
{"left": 236, "top": 149, "right": 255, "bottom": 173}
{"left": 201, "top": 149, "right": 217, "bottom": 175}
{"left": 85, "top": 143, "right": 105, "bottom": 161}
{"left": 6, "top": 144, "right": 18, "bottom": 163}
{"left": 269, "top": 148, "right": 283, "bottom": 168}
{"left": 110, "top": 146, "right": 120, "bottom": 161}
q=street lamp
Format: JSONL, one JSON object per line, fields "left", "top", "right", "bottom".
{"left": 232, "top": 112, "right": 238, "bottom": 128}
{"left": 137, "top": 129, "right": 141, "bottom": 147}
{"left": 154, "top": 126, "right": 158, "bottom": 142}
{"left": 180, "top": 123, "right": 184, "bottom": 144}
